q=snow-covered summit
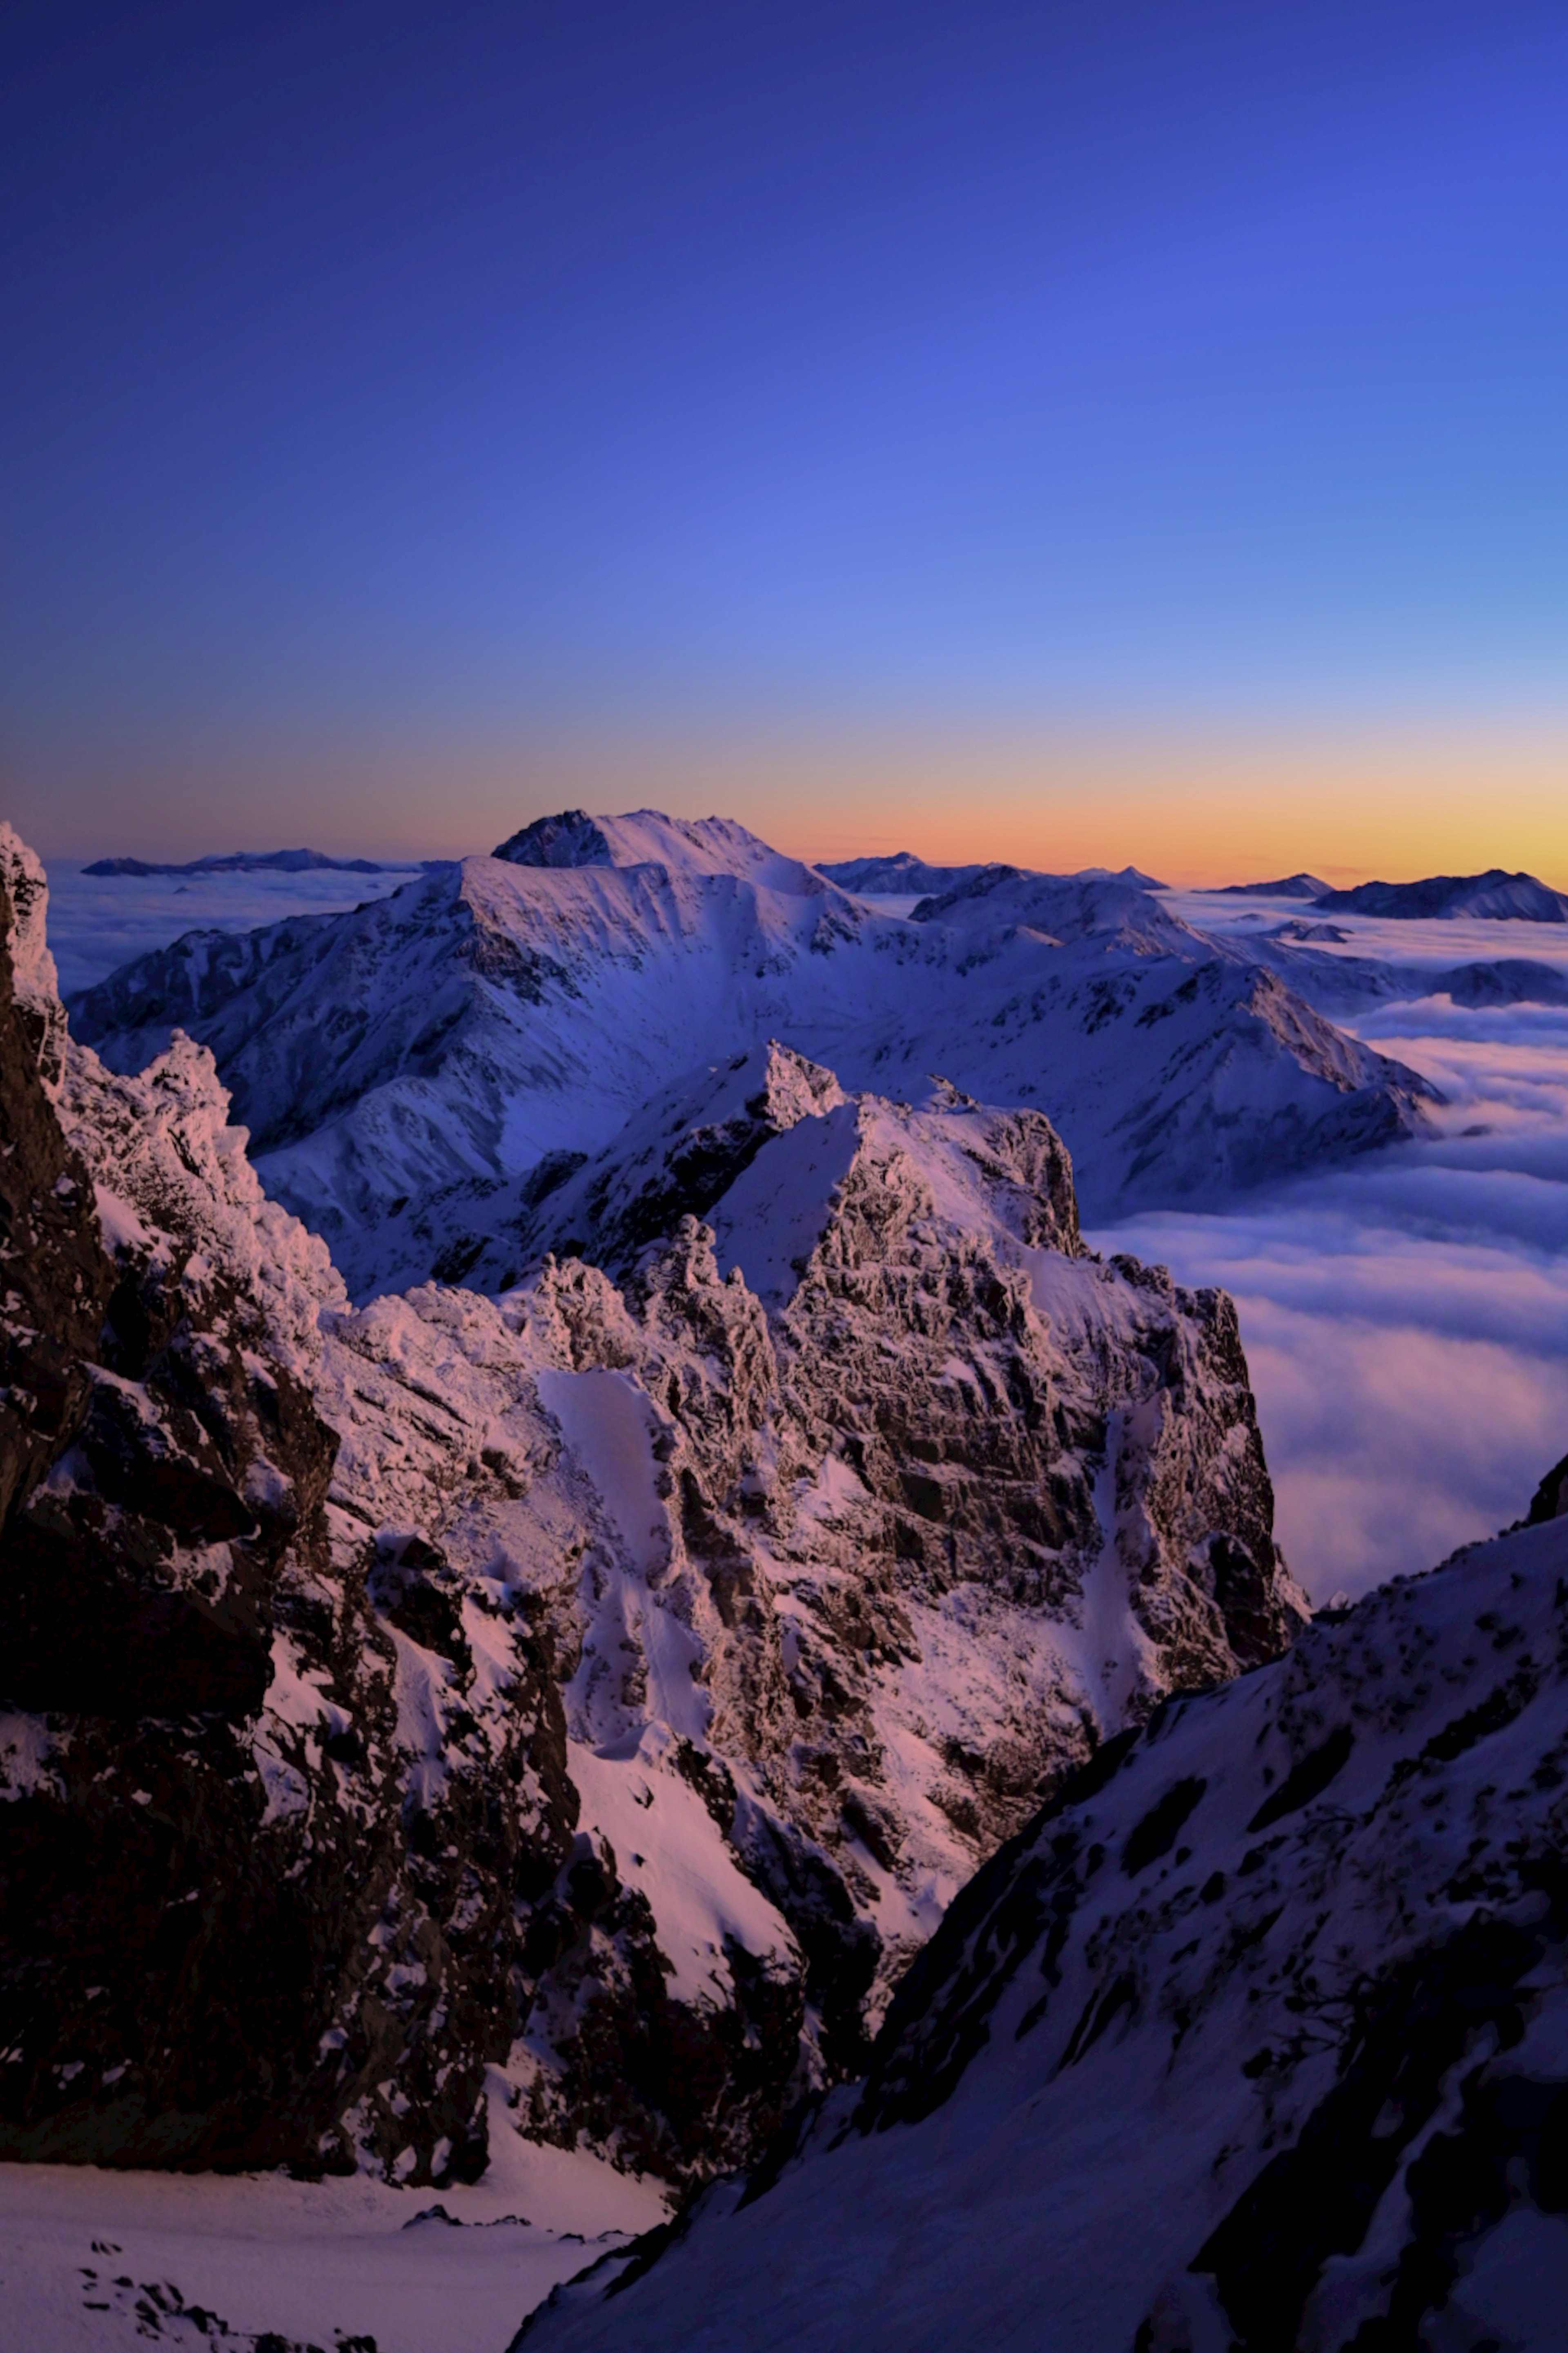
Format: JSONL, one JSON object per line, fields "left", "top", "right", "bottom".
{"left": 494, "top": 807, "right": 823, "bottom": 895}
{"left": 909, "top": 860, "right": 1202, "bottom": 954}
{"left": 70, "top": 810, "right": 1440, "bottom": 1299}
{"left": 815, "top": 850, "right": 996, "bottom": 896}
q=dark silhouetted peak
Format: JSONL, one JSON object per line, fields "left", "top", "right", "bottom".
{"left": 84, "top": 849, "right": 394, "bottom": 877}
{"left": 492, "top": 811, "right": 614, "bottom": 867}
{"left": 1315, "top": 868, "right": 1568, "bottom": 922}
{"left": 1203, "top": 872, "right": 1330, "bottom": 899}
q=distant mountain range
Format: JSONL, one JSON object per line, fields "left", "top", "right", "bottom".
{"left": 1200, "top": 865, "right": 1568, "bottom": 921}
{"left": 818, "top": 851, "right": 1169, "bottom": 898}
{"left": 1201, "top": 871, "right": 1330, "bottom": 898}
{"left": 69, "top": 809, "right": 1439, "bottom": 1300}
{"left": 1313, "top": 866, "right": 1568, "bottom": 921}
{"left": 83, "top": 848, "right": 415, "bottom": 878}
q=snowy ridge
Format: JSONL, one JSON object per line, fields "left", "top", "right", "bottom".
{"left": 67, "top": 809, "right": 1439, "bottom": 1299}
{"left": 522, "top": 1502, "right": 1568, "bottom": 2353}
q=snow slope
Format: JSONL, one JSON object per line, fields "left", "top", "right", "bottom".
{"left": 69, "top": 811, "right": 1438, "bottom": 1300}
{"left": 523, "top": 1500, "right": 1568, "bottom": 2353}
{"left": 0, "top": 2139, "right": 662, "bottom": 2353}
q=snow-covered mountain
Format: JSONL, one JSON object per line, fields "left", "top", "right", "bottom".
{"left": 1200, "top": 871, "right": 1330, "bottom": 900}
{"left": 0, "top": 824, "right": 1306, "bottom": 2198}
{"left": 1314, "top": 867, "right": 1568, "bottom": 922}
{"left": 69, "top": 809, "right": 1439, "bottom": 1301}
{"left": 522, "top": 1482, "right": 1568, "bottom": 2353}
{"left": 816, "top": 851, "right": 1026, "bottom": 896}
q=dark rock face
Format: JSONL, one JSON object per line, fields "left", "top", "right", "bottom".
{"left": 0, "top": 831, "right": 576, "bottom": 2182}
{"left": 0, "top": 870, "right": 114, "bottom": 1532}
{"left": 494, "top": 811, "right": 615, "bottom": 869}
{"left": 1528, "top": 1450, "right": 1568, "bottom": 1524}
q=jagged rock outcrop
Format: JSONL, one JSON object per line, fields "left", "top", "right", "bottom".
{"left": 1527, "top": 1449, "right": 1568, "bottom": 1525}
{"left": 0, "top": 825, "right": 1305, "bottom": 2198}
{"left": 520, "top": 1493, "right": 1568, "bottom": 2353}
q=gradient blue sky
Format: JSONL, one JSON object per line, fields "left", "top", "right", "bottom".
{"left": 4, "top": 0, "right": 1567, "bottom": 866}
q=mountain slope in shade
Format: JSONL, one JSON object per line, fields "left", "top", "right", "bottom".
{"left": 521, "top": 1492, "right": 1568, "bottom": 2353}
{"left": 69, "top": 811, "right": 1439, "bottom": 1301}
{"left": 0, "top": 825, "right": 1305, "bottom": 2197}
{"left": 1314, "top": 867, "right": 1568, "bottom": 922}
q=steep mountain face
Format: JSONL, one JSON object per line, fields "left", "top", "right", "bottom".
{"left": 0, "top": 826, "right": 1305, "bottom": 2198}
{"left": 71, "top": 811, "right": 1439, "bottom": 1302}
{"left": 523, "top": 1500, "right": 1568, "bottom": 2353}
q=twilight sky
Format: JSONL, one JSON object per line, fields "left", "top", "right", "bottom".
{"left": 4, "top": 0, "right": 1567, "bottom": 872}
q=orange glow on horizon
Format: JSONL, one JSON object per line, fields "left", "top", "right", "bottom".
{"left": 10, "top": 721, "right": 1568, "bottom": 893}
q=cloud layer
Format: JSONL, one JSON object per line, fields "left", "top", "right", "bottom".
{"left": 1094, "top": 996, "right": 1568, "bottom": 1602}
{"left": 45, "top": 863, "right": 425, "bottom": 997}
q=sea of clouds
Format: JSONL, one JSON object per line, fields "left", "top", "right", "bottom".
{"left": 1098, "top": 906, "right": 1568, "bottom": 1601}
{"left": 45, "top": 860, "right": 428, "bottom": 997}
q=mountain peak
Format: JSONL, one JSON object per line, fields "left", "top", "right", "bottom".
{"left": 490, "top": 807, "right": 812, "bottom": 888}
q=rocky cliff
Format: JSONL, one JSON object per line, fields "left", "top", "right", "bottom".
{"left": 1, "top": 825, "right": 1305, "bottom": 2197}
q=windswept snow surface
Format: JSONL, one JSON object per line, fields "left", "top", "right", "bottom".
{"left": 0, "top": 2138, "right": 666, "bottom": 2353}
{"left": 523, "top": 1509, "right": 1568, "bottom": 2353}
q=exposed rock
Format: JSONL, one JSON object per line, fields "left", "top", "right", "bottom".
{"left": 1, "top": 828, "right": 1305, "bottom": 2198}
{"left": 1527, "top": 1449, "right": 1568, "bottom": 1524}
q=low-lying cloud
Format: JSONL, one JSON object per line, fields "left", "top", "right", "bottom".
{"left": 45, "top": 862, "right": 425, "bottom": 996}
{"left": 1094, "top": 997, "right": 1568, "bottom": 1603}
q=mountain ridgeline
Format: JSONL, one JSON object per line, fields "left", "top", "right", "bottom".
{"left": 70, "top": 808, "right": 1440, "bottom": 1302}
